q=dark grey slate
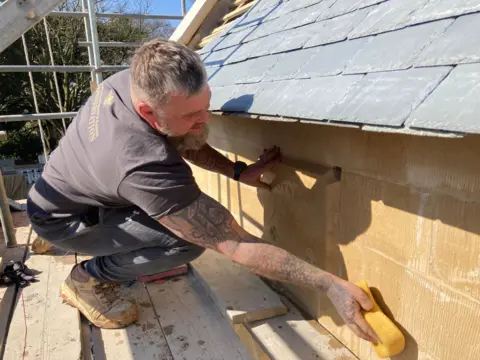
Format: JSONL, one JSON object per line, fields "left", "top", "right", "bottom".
{"left": 236, "top": 55, "right": 281, "bottom": 83}
{"left": 415, "top": 13, "right": 480, "bottom": 67}
{"left": 244, "top": 16, "right": 286, "bottom": 41}
{"left": 269, "top": 25, "right": 314, "bottom": 54}
{"left": 223, "top": 40, "right": 259, "bottom": 64}
{"left": 203, "top": 46, "right": 240, "bottom": 67}
{"left": 221, "top": 83, "right": 263, "bottom": 112}
{"left": 248, "top": 81, "right": 290, "bottom": 115}
{"left": 348, "top": 0, "right": 430, "bottom": 39}
{"left": 210, "top": 85, "right": 238, "bottom": 111}
{"left": 205, "top": 65, "right": 221, "bottom": 82}
{"left": 326, "top": 0, "right": 385, "bottom": 19}
{"left": 344, "top": 20, "right": 453, "bottom": 74}
{"left": 208, "top": 62, "right": 249, "bottom": 87}
{"left": 273, "top": 75, "right": 365, "bottom": 119}
{"left": 407, "top": 0, "right": 480, "bottom": 25}
{"left": 285, "top": 2, "right": 330, "bottom": 29}
{"left": 407, "top": 64, "right": 480, "bottom": 134}
{"left": 327, "top": 67, "right": 452, "bottom": 126}
{"left": 304, "top": 8, "right": 371, "bottom": 48}
{"left": 298, "top": 38, "right": 369, "bottom": 78}
{"left": 249, "top": 34, "right": 285, "bottom": 57}
{"left": 263, "top": 48, "right": 317, "bottom": 81}
{"left": 214, "top": 27, "right": 256, "bottom": 51}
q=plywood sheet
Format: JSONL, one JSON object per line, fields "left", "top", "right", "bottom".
{"left": 99, "top": 282, "right": 173, "bottom": 360}
{"left": 246, "top": 299, "right": 356, "bottom": 360}
{"left": 4, "top": 253, "right": 82, "bottom": 360}
{"left": 191, "top": 249, "right": 287, "bottom": 324}
{"left": 147, "top": 273, "right": 253, "bottom": 360}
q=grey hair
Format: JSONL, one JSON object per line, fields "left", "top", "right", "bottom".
{"left": 130, "top": 39, "right": 207, "bottom": 106}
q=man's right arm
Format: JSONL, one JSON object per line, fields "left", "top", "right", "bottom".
{"left": 159, "top": 192, "right": 380, "bottom": 343}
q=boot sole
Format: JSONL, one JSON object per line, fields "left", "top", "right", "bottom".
{"left": 60, "top": 284, "right": 137, "bottom": 329}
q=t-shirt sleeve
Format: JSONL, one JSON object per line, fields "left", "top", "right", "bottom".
{"left": 117, "top": 162, "right": 201, "bottom": 218}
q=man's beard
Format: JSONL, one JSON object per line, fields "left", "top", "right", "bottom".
{"left": 167, "top": 124, "right": 209, "bottom": 153}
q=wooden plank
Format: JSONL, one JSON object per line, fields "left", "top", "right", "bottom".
{"left": 190, "top": 250, "right": 287, "bottom": 324}
{"left": 4, "top": 253, "right": 82, "bottom": 360}
{"left": 0, "top": 245, "right": 27, "bottom": 357}
{"left": 233, "top": 0, "right": 250, "bottom": 7}
{"left": 234, "top": 324, "right": 270, "bottom": 360}
{"left": 169, "top": 0, "right": 217, "bottom": 45}
{"left": 0, "top": 0, "right": 66, "bottom": 53}
{"left": 221, "top": 1, "right": 255, "bottom": 23}
{"left": 0, "top": 169, "right": 15, "bottom": 248}
{"left": 245, "top": 299, "right": 357, "bottom": 360}
{"left": 98, "top": 282, "right": 173, "bottom": 360}
{"left": 147, "top": 273, "right": 253, "bottom": 360}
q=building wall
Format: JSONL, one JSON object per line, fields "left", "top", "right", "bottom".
{"left": 190, "top": 114, "right": 480, "bottom": 360}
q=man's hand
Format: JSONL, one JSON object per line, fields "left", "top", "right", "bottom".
{"left": 239, "top": 146, "right": 282, "bottom": 189}
{"left": 327, "top": 278, "right": 381, "bottom": 343}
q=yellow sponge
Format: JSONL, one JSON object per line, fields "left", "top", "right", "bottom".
{"left": 356, "top": 281, "right": 405, "bottom": 358}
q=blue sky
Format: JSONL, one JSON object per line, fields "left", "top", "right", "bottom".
{"left": 150, "top": 0, "right": 196, "bottom": 28}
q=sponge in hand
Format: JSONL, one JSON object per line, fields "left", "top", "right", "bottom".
{"left": 356, "top": 280, "right": 405, "bottom": 358}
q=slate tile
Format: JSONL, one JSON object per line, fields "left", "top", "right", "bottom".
{"left": 408, "top": 0, "right": 480, "bottom": 25}
{"left": 250, "top": 35, "right": 285, "bottom": 57}
{"left": 415, "top": 13, "right": 480, "bottom": 67}
{"left": 263, "top": 48, "right": 317, "bottom": 81}
{"left": 269, "top": 25, "right": 315, "bottom": 54}
{"left": 205, "top": 65, "right": 222, "bottom": 82}
{"left": 244, "top": 16, "right": 285, "bottom": 41}
{"left": 298, "top": 38, "right": 369, "bottom": 78}
{"left": 203, "top": 46, "right": 240, "bottom": 67}
{"left": 208, "top": 62, "right": 249, "bottom": 87}
{"left": 273, "top": 76, "right": 365, "bottom": 119}
{"left": 348, "top": 0, "right": 430, "bottom": 39}
{"left": 236, "top": 55, "right": 281, "bottom": 83}
{"left": 326, "top": 0, "right": 385, "bottom": 19}
{"left": 221, "top": 83, "right": 264, "bottom": 112}
{"left": 285, "top": 2, "right": 328, "bottom": 29}
{"left": 327, "top": 67, "right": 452, "bottom": 126}
{"left": 210, "top": 85, "right": 239, "bottom": 111}
{"left": 304, "top": 8, "right": 371, "bottom": 48}
{"left": 249, "top": 81, "right": 290, "bottom": 115}
{"left": 407, "top": 64, "right": 480, "bottom": 134}
{"left": 223, "top": 40, "right": 259, "bottom": 64}
{"left": 214, "top": 27, "right": 257, "bottom": 51}
{"left": 345, "top": 20, "right": 453, "bottom": 74}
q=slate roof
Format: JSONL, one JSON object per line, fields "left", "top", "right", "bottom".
{"left": 199, "top": 0, "right": 480, "bottom": 136}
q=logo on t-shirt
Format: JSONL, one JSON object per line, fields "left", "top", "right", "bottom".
{"left": 87, "top": 83, "right": 105, "bottom": 142}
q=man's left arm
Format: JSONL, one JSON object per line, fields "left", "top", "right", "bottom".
{"left": 183, "top": 144, "right": 281, "bottom": 189}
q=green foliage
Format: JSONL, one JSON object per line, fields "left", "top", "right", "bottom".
{"left": 0, "top": 0, "right": 174, "bottom": 162}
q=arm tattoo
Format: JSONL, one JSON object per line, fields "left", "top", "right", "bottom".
{"left": 183, "top": 144, "right": 235, "bottom": 178}
{"left": 159, "top": 193, "right": 335, "bottom": 292}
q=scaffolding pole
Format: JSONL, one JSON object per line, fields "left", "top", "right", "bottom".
{"left": 0, "top": 65, "right": 93, "bottom": 72}
{"left": 0, "top": 169, "right": 16, "bottom": 247}
{"left": 78, "top": 41, "right": 143, "bottom": 47}
{"left": 86, "top": 0, "right": 103, "bottom": 85}
{"left": 49, "top": 11, "right": 183, "bottom": 20}
{"left": 0, "top": 112, "right": 78, "bottom": 122}
{"left": 81, "top": 0, "right": 96, "bottom": 83}
{"left": 182, "top": 0, "right": 187, "bottom": 15}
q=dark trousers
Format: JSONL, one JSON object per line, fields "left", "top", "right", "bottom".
{"left": 28, "top": 205, "right": 205, "bottom": 282}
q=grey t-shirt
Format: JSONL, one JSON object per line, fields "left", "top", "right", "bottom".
{"left": 28, "top": 69, "right": 200, "bottom": 219}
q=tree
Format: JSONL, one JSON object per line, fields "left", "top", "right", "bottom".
{"left": 0, "top": 0, "right": 174, "bottom": 162}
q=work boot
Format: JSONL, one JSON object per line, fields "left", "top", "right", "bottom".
{"left": 60, "top": 262, "right": 138, "bottom": 329}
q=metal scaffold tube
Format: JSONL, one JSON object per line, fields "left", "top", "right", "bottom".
{"left": 0, "top": 65, "right": 93, "bottom": 72}
{"left": 0, "top": 112, "right": 78, "bottom": 122}
{"left": 49, "top": 11, "right": 183, "bottom": 20}
{"left": 86, "top": 0, "right": 103, "bottom": 85}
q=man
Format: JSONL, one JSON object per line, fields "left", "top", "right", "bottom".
{"left": 27, "top": 39, "right": 379, "bottom": 343}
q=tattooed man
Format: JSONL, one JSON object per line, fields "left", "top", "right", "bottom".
{"left": 27, "top": 40, "right": 378, "bottom": 343}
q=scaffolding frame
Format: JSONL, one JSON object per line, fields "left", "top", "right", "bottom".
{"left": 0, "top": 0, "right": 189, "bottom": 247}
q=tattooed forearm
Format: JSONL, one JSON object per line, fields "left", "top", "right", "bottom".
{"left": 159, "top": 193, "right": 335, "bottom": 292}
{"left": 183, "top": 144, "right": 235, "bottom": 178}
